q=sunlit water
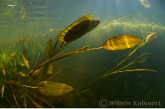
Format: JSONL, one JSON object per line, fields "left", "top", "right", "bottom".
{"left": 0, "top": 0, "right": 165, "bottom": 108}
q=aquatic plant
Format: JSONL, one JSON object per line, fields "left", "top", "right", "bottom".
{"left": 0, "top": 14, "right": 157, "bottom": 107}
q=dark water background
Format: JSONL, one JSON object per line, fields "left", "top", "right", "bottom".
{"left": 0, "top": 0, "right": 165, "bottom": 108}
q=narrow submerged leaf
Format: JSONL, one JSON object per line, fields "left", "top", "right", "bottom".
{"left": 2, "top": 69, "right": 5, "bottom": 76}
{"left": 37, "top": 81, "right": 73, "bottom": 97}
{"left": 23, "top": 48, "right": 28, "bottom": 58}
{"left": 2, "top": 60, "right": 7, "bottom": 71}
{"left": 1, "top": 85, "right": 5, "bottom": 98}
{"left": 22, "top": 54, "right": 30, "bottom": 69}
{"left": 2, "top": 60, "right": 7, "bottom": 76}
{"left": 0, "top": 70, "right": 3, "bottom": 78}
{"left": 25, "top": 93, "right": 44, "bottom": 108}
{"left": 13, "top": 93, "right": 20, "bottom": 107}
{"left": 14, "top": 59, "right": 17, "bottom": 71}
{"left": 23, "top": 95, "right": 27, "bottom": 108}
{"left": 136, "top": 57, "right": 147, "bottom": 63}
{"left": 32, "top": 101, "right": 44, "bottom": 108}
{"left": 46, "top": 38, "right": 54, "bottom": 58}
{"left": 33, "top": 93, "right": 55, "bottom": 108}
{"left": 103, "top": 35, "right": 141, "bottom": 51}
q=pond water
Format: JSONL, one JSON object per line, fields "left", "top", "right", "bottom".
{"left": 0, "top": 0, "right": 165, "bottom": 108}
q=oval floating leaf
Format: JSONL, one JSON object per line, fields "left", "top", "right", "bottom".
{"left": 37, "top": 81, "right": 73, "bottom": 97}
{"left": 87, "top": 19, "right": 100, "bottom": 32}
{"left": 103, "top": 35, "right": 141, "bottom": 51}
{"left": 46, "top": 38, "right": 54, "bottom": 58}
{"left": 64, "top": 19, "right": 100, "bottom": 43}
{"left": 57, "top": 14, "right": 92, "bottom": 43}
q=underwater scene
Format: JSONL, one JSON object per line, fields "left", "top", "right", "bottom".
{"left": 0, "top": 0, "right": 165, "bottom": 108}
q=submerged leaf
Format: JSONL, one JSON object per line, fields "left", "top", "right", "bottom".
{"left": 136, "top": 57, "right": 147, "bottom": 63}
{"left": 103, "top": 35, "right": 141, "bottom": 51}
{"left": 32, "top": 101, "right": 44, "bottom": 108}
{"left": 1, "top": 61, "right": 7, "bottom": 76}
{"left": 47, "top": 64, "right": 53, "bottom": 75}
{"left": 22, "top": 54, "right": 30, "bottom": 69}
{"left": 29, "top": 66, "right": 44, "bottom": 80}
{"left": 2, "top": 69, "right": 5, "bottom": 76}
{"left": 23, "top": 95, "right": 27, "bottom": 108}
{"left": 10, "top": 52, "right": 16, "bottom": 57}
{"left": 46, "top": 38, "right": 54, "bottom": 58}
{"left": 23, "top": 48, "right": 28, "bottom": 58}
{"left": 145, "top": 32, "right": 157, "bottom": 43}
{"left": 1, "top": 85, "right": 5, "bottom": 98}
{"left": 2, "top": 60, "right": 7, "bottom": 71}
{"left": 0, "top": 70, "right": 3, "bottom": 78}
{"left": 37, "top": 81, "right": 73, "bottom": 97}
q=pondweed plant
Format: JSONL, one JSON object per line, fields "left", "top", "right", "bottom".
{"left": 0, "top": 14, "right": 157, "bottom": 107}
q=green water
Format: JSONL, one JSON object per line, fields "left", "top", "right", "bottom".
{"left": 0, "top": 0, "right": 165, "bottom": 108}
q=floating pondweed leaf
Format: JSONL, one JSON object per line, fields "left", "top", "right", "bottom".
{"left": 58, "top": 14, "right": 92, "bottom": 42}
{"left": 46, "top": 38, "right": 54, "bottom": 58}
{"left": 64, "top": 20, "right": 90, "bottom": 43}
{"left": 29, "top": 66, "right": 44, "bottom": 80}
{"left": 37, "top": 81, "right": 73, "bottom": 97}
{"left": 22, "top": 54, "right": 30, "bottom": 69}
{"left": 145, "top": 32, "right": 157, "bottom": 43}
{"left": 64, "top": 19, "right": 100, "bottom": 43}
{"left": 103, "top": 35, "right": 141, "bottom": 51}
{"left": 36, "top": 34, "right": 141, "bottom": 68}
